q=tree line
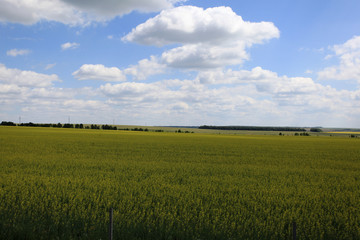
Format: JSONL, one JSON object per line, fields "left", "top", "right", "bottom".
{"left": 0, "top": 121, "right": 166, "bottom": 132}
{"left": 199, "top": 125, "right": 308, "bottom": 131}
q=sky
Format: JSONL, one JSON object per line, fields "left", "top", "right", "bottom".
{"left": 1, "top": 0, "right": 360, "bottom": 127}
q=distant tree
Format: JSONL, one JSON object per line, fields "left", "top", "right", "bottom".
{"left": 20, "top": 122, "right": 36, "bottom": 127}
{"left": 102, "top": 124, "right": 117, "bottom": 130}
{"left": 199, "top": 125, "right": 307, "bottom": 131}
{"left": 1, "top": 121, "right": 16, "bottom": 126}
{"left": 310, "top": 128, "right": 322, "bottom": 132}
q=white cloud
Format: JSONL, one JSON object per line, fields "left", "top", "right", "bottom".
{"left": 123, "top": 6, "right": 279, "bottom": 69}
{"left": 63, "top": 99, "right": 105, "bottom": 110}
{"left": 161, "top": 42, "right": 250, "bottom": 69}
{"left": 0, "top": 63, "right": 60, "bottom": 87}
{"left": 1, "top": 62, "right": 359, "bottom": 127}
{"left": 62, "top": 0, "right": 182, "bottom": 17}
{"left": 0, "top": 0, "right": 85, "bottom": 26}
{"left": 0, "top": 64, "right": 82, "bottom": 122}
{"left": 199, "top": 67, "right": 326, "bottom": 95}
{"left": 61, "top": 42, "right": 80, "bottom": 50}
{"left": 73, "top": 64, "right": 126, "bottom": 82}
{"left": 318, "top": 35, "right": 360, "bottom": 83}
{"left": 196, "top": 67, "right": 278, "bottom": 85}
{"left": 0, "top": 0, "right": 185, "bottom": 26}
{"left": 100, "top": 82, "right": 163, "bottom": 98}
{"left": 28, "top": 87, "right": 73, "bottom": 99}
{"left": 171, "top": 102, "right": 189, "bottom": 111}
{"left": 124, "top": 56, "right": 166, "bottom": 80}
{"left": 6, "top": 49, "right": 31, "bottom": 57}
{"left": 0, "top": 84, "right": 25, "bottom": 95}
{"left": 194, "top": 66, "right": 357, "bottom": 118}
{"left": 45, "top": 63, "right": 56, "bottom": 70}
{"left": 0, "top": 64, "right": 113, "bottom": 123}
{"left": 124, "top": 6, "right": 279, "bottom": 46}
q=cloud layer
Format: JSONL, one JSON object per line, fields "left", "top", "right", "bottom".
{"left": 1, "top": 59, "right": 359, "bottom": 127}
{"left": 0, "top": 0, "right": 185, "bottom": 26}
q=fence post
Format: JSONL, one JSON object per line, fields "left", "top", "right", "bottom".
{"left": 109, "top": 208, "right": 113, "bottom": 240}
{"left": 292, "top": 221, "right": 296, "bottom": 240}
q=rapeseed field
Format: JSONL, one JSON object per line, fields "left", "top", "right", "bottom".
{"left": 0, "top": 126, "right": 359, "bottom": 239}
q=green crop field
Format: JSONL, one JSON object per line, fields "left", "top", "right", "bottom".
{"left": 0, "top": 126, "right": 359, "bottom": 239}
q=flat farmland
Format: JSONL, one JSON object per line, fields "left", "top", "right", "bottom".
{"left": 0, "top": 126, "right": 359, "bottom": 239}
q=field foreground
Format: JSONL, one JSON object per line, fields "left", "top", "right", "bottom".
{"left": 0, "top": 127, "right": 359, "bottom": 239}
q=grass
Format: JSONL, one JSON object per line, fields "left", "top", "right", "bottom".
{"left": 0, "top": 126, "right": 359, "bottom": 239}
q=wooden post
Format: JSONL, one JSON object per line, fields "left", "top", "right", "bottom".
{"left": 109, "top": 208, "right": 113, "bottom": 240}
{"left": 292, "top": 221, "right": 296, "bottom": 240}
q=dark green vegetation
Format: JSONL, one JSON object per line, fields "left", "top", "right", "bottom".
{"left": 199, "top": 125, "right": 307, "bottom": 131}
{"left": 0, "top": 127, "right": 359, "bottom": 239}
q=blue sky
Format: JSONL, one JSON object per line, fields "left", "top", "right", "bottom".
{"left": 1, "top": 0, "right": 360, "bottom": 127}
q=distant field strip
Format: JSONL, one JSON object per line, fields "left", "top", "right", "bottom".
{"left": 0, "top": 127, "right": 359, "bottom": 239}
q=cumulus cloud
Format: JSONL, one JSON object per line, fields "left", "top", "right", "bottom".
{"left": 73, "top": 64, "right": 126, "bottom": 82}
{"left": 61, "top": 42, "right": 80, "bottom": 50}
{"left": 124, "top": 6, "right": 279, "bottom": 46}
{"left": 0, "top": 63, "right": 60, "bottom": 87}
{"left": 123, "top": 6, "right": 279, "bottom": 69}
{"left": 62, "top": 0, "right": 182, "bottom": 17}
{"left": 197, "top": 67, "right": 324, "bottom": 97}
{"left": 6, "top": 49, "right": 31, "bottom": 57}
{"left": 98, "top": 77, "right": 319, "bottom": 126}
{"left": 0, "top": 84, "right": 25, "bottom": 95}
{"left": 318, "top": 35, "right": 360, "bottom": 83}
{"left": 0, "top": 64, "right": 81, "bottom": 122}
{"left": 63, "top": 99, "right": 105, "bottom": 110}
{"left": 124, "top": 56, "right": 166, "bottom": 80}
{"left": 0, "top": 0, "right": 184, "bottom": 26}
{"left": 100, "top": 82, "right": 163, "bottom": 98}
{"left": 193, "top": 66, "right": 357, "bottom": 119}
{"left": 0, "top": 0, "right": 84, "bottom": 25}
{"left": 197, "top": 67, "right": 278, "bottom": 85}
{"left": 28, "top": 87, "right": 73, "bottom": 99}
